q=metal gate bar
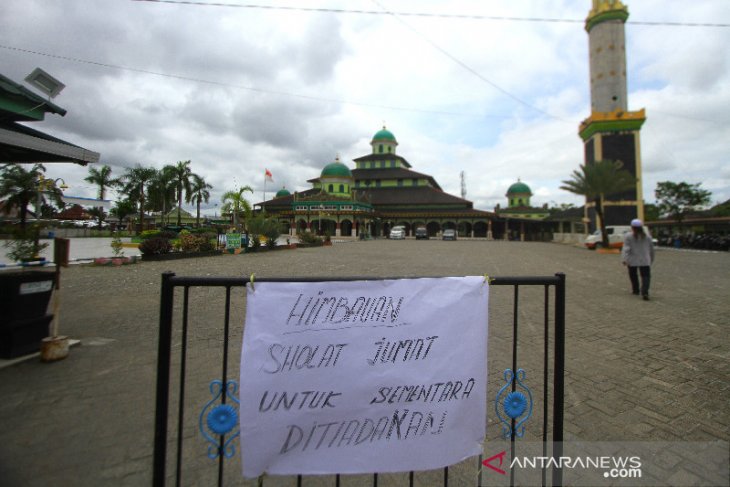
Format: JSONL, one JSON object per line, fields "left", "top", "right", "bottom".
{"left": 154, "top": 273, "right": 565, "bottom": 487}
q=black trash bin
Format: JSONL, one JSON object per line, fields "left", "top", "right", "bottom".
{"left": 0, "top": 270, "right": 55, "bottom": 358}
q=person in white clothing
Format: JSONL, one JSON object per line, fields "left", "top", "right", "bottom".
{"left": 621, "top": 218, "right": 655, "bottom": 300}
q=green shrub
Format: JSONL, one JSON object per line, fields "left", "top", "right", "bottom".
{"left": 297, "top": 231, "right": 323, "bottom": 246}
{"left": 264, "top": 226, "right": 280, "bottom": 249}
{"left": 179, "top": 232, "right": 216, "bottom": 252}
{"left": 139, "top": 230, "right": 161, "bottom": 240}
{"left": 139, "top": 237, "right": 172, "bottom": 255}
{"left": 111, "top": 234, "right": 124, "bottom": 257}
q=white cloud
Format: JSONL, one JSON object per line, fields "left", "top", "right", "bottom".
{"left": 2, "top": 0, "right": 728, "bottom": 213}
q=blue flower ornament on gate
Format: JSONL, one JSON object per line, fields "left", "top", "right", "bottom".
{"left": 495, "top": 368, "right": 533, "bottom": 439}
{"left": 199, "top": 380, "right": 240, "bottom": 459}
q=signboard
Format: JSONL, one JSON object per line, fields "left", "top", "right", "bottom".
{"left": 225, "top": 233, "right": 241, "bottom": 250}
{"left": 19, "top": 280, "right": 53, "bottom": 295}
{"left": 239, "top": 277, "right": 489, "bottom": 478}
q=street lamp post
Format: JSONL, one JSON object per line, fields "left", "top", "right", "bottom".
{"left": 35, "top": 175, "right": 68, "bottom": 221}
{"left": 34, "top": 175, "right": 67, "bottom": 253}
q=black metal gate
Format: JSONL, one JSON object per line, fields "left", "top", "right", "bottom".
{"left": 153, "top": 273, "right": 565, "bottom": 486}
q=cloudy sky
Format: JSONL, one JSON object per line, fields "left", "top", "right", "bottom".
{"left": 2, "top": 0, "right": 729, "bottom": 215}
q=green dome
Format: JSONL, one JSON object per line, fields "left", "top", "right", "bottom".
{"left": 507, "top": 181, "right": 531, "bottom": 195}
{"left": 321, "top": 159, "right": 352, "bottom": 178}
{"left": 275, "top": 187, "right": 291, "bottom": 198}
{"left": 372, "top": 126, "right": 397, "bottom": 143}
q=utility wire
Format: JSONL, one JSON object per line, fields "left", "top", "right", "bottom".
{"left": 130, "top": 0, "right": 730, "bottom": 28}
{"left": 370, "top": 0, "right": 571, "bottom": 123}
{"left": 0, "top": 44, "right": 503, "bottom": 119}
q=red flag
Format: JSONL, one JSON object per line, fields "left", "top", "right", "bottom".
{"left": 265, "top": 169, "right": 273, "bottom": 182}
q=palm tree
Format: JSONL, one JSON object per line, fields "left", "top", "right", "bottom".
{"left": 84, "top": 164, "right": 120, "bottom": 229}
{"left": 560, "top": 159, "right": 637, "bottom": 248}
{"left": 147, "top": 168, "right": 176, "bottom": 226}
{"left": 166, "top": 160, "right": 192, "bottom": 226}
{"left": 189, "top": 173, "right": 212, "bottom": 227}
{"left": 0, "top": 163, "right": 63, "bottom": 229}
{"left": 221, "top": 186, "right": 253, "bottom": 230}
{"left": 122, "top": 164, "right": 157, "bottom": 234}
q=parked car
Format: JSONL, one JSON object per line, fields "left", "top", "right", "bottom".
{"left": 415, "top": 227, "right": 428, "bottom": 240}
{"left": 584, "top": 225, "right": 630, "bottom": 249}
{"left": 442, "top": 229, "right": 457, "bottom": 241}
{"left": 389, "top": 226, "right": 405, "bottom": 240}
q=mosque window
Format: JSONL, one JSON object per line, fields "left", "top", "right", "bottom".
{"left": 398, "top": 179, "right": 403, "bottom": 187}
{"left": 339, "top": 184, "right": 344, "bottom": 192}
{"left": 379, "top": 144, "right": 383, "bottom": 153}
{"left": 412, "top": 178, "right": 418, "bottom": 186}
{"left": 387, "top": 146, "right": 392, "bottom": 153}
{"left": 390, "top": 160, "right": 395, "bottom": 167}
{"left": 328, "top": 184, "right": 334, "bottom": 192}
{"left": 376, "top": 179, "right": 381, "bottom": 187}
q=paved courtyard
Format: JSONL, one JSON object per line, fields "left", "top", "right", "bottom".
{"left": 0, "top": 240, "right": 727, "bottom": 486}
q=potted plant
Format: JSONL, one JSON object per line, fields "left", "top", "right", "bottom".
{"left": 3, "top": 226, "right": 49, "bottom": 265}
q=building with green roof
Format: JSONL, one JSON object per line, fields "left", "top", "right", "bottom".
{"left": 495, "top": 180, "right": 550, "bottom": 239}
{"left": 259, "top": 127, "right": 509, "bottom": 239}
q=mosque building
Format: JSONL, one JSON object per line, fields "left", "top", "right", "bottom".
{"left": 495, "top": 179, "right": 550, "bottom": 221}
{"left": 258, "top": 126, "right": 499, "bottom": 239}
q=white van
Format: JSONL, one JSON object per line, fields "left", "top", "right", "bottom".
{"left": 584, "top": 226, "right": 631, "bottom": 250}
{"left": 389, "top": 226, "right": 405, "bottom": 240}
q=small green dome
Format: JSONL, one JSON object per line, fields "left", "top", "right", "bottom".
{"left": 321, "top": 158, "right": 352, "bottom": 178}
{"left": 372, "top": 126, "right": 397, "bottom": 143}
{"left": 507, "top": 180, "right": 532, "bottom": 195}
{"left": 275, "top": 187, "right": 291, "bottom": 198}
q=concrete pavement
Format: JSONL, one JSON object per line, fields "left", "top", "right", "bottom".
{"left": 0, "top": 240, "right": 727, "bottom": 486}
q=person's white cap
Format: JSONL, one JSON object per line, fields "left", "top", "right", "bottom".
{"left": 631, "top": 218, "right": 643, "bottom": 227}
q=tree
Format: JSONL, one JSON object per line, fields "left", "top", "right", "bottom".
{"left": 84, "top": 164, "right": 120, "bottom": 229}
{"left": 147, "top": 168, "right": 176, "bottom": 226}
{"left": 166, "top": 160, "right": 193, "bottom": 226}
{"left": 560, "top": 160, "right": 637, "bottom": 248}
{"left": 122, "top": 164, "right": 157, "bottom": 234}
{"left": 547, "top": 202, "right": 576, "bottom": 216}
{"left": 655, "top": 181, "right": 711, "bottom": 229}
{"left": 709, "top": 199, "right": 730, "bottom": 217}
{"left": 189, "top": 173, "right": 212, "bottom": 227}
{"left": 221, "top": 186, "right": 253, "bottom": 230}
{"left": 643, "top": 202, "right": 660, "bottom": 222}
{"left": 0, "top": 163, "right": 63, "bottom": 229}
{"left": 247, "top": 212, "right": 281, "bottom": 250}
{"left": 109, "top": 199, "right": 137, "bottom": 229}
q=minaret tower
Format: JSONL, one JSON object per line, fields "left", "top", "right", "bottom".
{"left": 580, "top": 0, "right": 646, "bottom": 227}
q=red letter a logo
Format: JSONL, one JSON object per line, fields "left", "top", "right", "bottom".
{"left": 482, "top": 451, "right": 507, "bottom": 475}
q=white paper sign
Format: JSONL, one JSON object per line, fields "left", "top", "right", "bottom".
{"left": 239, "top": 277, "right": 488, "bottom": 478}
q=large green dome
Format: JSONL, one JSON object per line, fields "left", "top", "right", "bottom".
{"left": 507, "top": 180, "right": 532, "bottom": 195}
{"left": 275, "top": 187, "right": 291, "bottom": 198}
{"left": 321, "top": 159, "right": 352, "bottom": 178}
{"left": 372, "top": 126, "right": 397, "bottom": 143}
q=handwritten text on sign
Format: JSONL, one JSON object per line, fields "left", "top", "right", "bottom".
{"left": 239, "top": 277, "right": 489, "bottom": 477}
